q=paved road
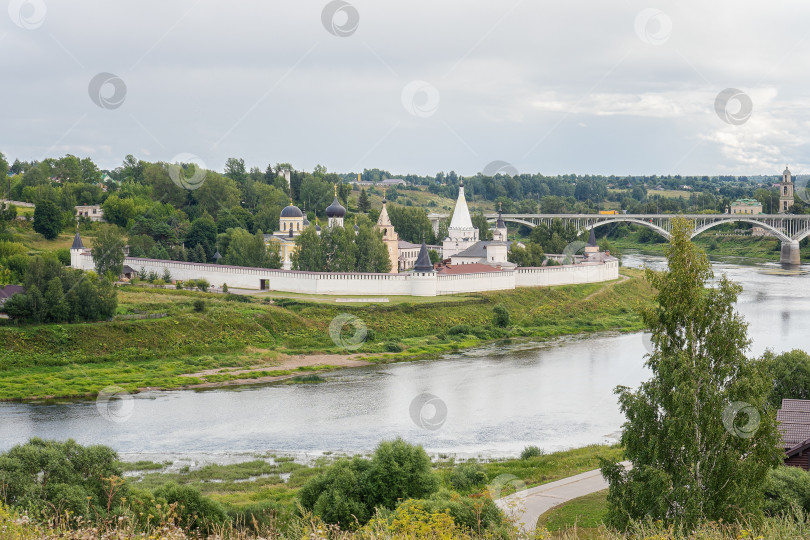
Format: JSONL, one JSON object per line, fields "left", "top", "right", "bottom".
{"left": 496, "top": 463, "right": 629, "bottom": 531}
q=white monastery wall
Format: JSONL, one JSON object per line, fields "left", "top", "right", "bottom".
{"left": 72, "top": 251, "right": 619, "bottom": 297}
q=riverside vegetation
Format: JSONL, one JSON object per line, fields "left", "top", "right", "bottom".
{"left": 0, "top": 438, "right": 623, "bottom": 540}
{"left": 0, "top": 267, "right": 651, "bottom": 401}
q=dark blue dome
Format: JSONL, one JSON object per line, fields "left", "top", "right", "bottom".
{"left": 325, "top": 197, "right": 346, "bottom": 218}
{"left": 281, "top": 205, "right": 303, "bottom": 218}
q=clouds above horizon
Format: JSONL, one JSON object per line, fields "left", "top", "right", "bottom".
{"left": 3, "top": 0, "right": 810, "bottom": 177}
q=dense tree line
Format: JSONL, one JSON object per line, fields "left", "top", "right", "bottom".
{"left": 3, "top": 254, "right": 117, "bottom": 323}
{"left": 292, "top": 223, "right": 391, "bottom": 273}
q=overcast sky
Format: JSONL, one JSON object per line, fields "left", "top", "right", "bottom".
{"left": 3, "top": 1, "right": 810, "bottom": 177}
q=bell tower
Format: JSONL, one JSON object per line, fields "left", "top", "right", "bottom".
{"left": 780, "top": 165, "right": 795, "bottom": 214}
{"left": 375, "top": 189, "right": 400, "bottom": 273}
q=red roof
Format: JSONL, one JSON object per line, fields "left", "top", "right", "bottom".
{"left": 437, "top": 263, "right": 502, "bottom": 275}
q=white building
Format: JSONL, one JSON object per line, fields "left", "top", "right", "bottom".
{"left": 442, "top": 180, "right": 479, "bottom": 258}
{"left": 75, "top": 204, "right": 105, "bottom": 222}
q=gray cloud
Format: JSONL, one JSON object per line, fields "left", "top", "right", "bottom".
{"left": 3, "top": 0, "right": 810, "bottom": 176}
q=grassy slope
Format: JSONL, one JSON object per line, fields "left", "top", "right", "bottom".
{"left": 0, "top": 269, "right": 652, "bottom": 400}
{"left": 536, "top": 489, "right": 608, "bottom": 537}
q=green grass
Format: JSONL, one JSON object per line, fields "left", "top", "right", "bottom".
{"left": 537, "top": 489, "right": 608, "bottom": 536}
{"left": 477, "top": 445, "right": 622, "bottom": 493}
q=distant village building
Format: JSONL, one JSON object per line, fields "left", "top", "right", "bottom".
{"left": 75, "top": 204, "right": 105, "bottom": 222}
{"left": 351, "top": 177, "right": 407, "bottom": 187}
{"left": 780, "top": 165, "right": 795, "bottom": 214}
{"left": 729, "top": 198, "right": 763, "bottom": 215}
{"left": 0, "top": 285, "right": 25, "bottom": 308}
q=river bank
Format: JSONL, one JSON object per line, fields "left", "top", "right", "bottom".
{"left": 609, "top": 228, "right": 809, "bottom": 263}
{"left": 0, "top": 268, "right": 653, "bottom": 401}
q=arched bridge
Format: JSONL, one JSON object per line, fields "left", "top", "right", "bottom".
{"left": 427, "top": 213, "right": 810, "bottom": 264}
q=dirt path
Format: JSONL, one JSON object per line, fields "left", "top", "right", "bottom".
{"left": 582, "top": 274, "right": 629, "bottom": 302}
{"left": 172, "top": 353, "right": 372, "bottom": 390}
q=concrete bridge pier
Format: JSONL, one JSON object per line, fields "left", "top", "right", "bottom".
{"left": 781, "top": 240, "right": 801, "bottom": 265}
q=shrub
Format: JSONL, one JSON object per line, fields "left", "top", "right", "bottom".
{"left": 196, "top": 278, "right": 210, "bottom": 292}
{"left": 365, "top": 328, "right": 376, "bottom": 342}
{"left": 175, "top": 281, "right": 183, "bottom": 289}
{"left": 385, "top": 341, "right": 404, "bottom": 352}
{"left": 224, "top": 293, "right": 251, "bottom": 303}
{"left": 152, "top": 483, "right": 227, "bottom": 532}
{"left": 493, "top": 305, "right": 510, "bottom": 328}
{"left": 222, "top": 283, "right": 228, "bottom": 293}
{"left": 763, "top": 466, "right": 810, "bottom": 516}
{"left": 448, "top": 462, "right": 488, "bottom": 492}
{"left": 520, "top": 445, "right": 544, "bottom": 459}
{"left": 300, "top": 438, "right": 439, "bottom": 528}
{"left": 395, "top": 490, "right": 504, "bottom": 533}
{"left": 193, "top": 299, "right": 206, "bottom": 312}
{"left": 0, "top": 438, "right": 125, "bottom": 519}
{"left": 448, "top": 324, "right": 473, "bottom": 336}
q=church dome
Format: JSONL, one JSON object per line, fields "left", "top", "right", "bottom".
{"left": 281, "top": 204, "right": 303, "bottom": 218}
{"left": 325, "top": 196, "right": 346, "bottom": 218}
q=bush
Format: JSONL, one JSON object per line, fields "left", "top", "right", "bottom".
{"left": 763, "top": 466, "right": 810, "bottom": 516}
{"left": 0, "top": 438, "right": 124, "bottom": 519}
{"left": 520, "top": 445, "right": 544, "bottom": 460}
{"left": 152, "top": 483, "right": 227, "bottom": 532}
{"left": 493, "top": 305, "right": 510, "bottom": 328}
{"left": 185, "top": 279, "right": 197, "bottom": 290}
{"left": 395, "top": 490, "right": 504, "bottom": 533}
{"left": 448, "top": 324, "right": 473, "bottom": 336}
{"left": 175, "top": 281, "right": 183, "bottom": 289}
{"left": 385, "top": 341, "right": 403, "bottom": 352}
{"left": 224, "top": 293, "right": 251, "bottom": 303}
{"left": 193, "top": 299, "right": 206, "bottom": 312}
{"left": 448, "top": 462, "right": 488, "bottom": 493}
{"left": 222, "top": 283, "right": 228, "bottom": 293}
{"left": 300, "top": 438, "right": 439, "bottom": 528}
{"left": 196, "top": 278, "right": 210, "bottom": 292}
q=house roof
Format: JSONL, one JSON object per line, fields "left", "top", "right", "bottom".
{"left": 776, "top": 400, "right": 810, "bottom": 450}
{"left": 0, "top": 285, "right": 25, "bottom": 301}
{"left": 453, "top": 240, "right": 513, "bottom": 259}
{"left": 438, "top": 263, "right": 504, "bottom": 275}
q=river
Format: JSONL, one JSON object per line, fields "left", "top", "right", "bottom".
{"left": 0, "top": 253, "right": 807, "bottom": 463}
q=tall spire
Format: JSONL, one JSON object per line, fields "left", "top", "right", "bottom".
{"left": 587, "top": 228, "right": 597, "bottom": 247}
{"left": 448, "top": 179, "right": 474, "bottom": 230}
{"left": 71, "top": 229, "right": 84, "bottom": 249}
{"left": 377, "top": 196, "right": 392, "bottom": 226}
{"left": 413, "top": 242, "right": 434, "bottom": 272}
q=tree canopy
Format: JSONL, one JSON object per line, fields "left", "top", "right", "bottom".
{"left": 601, "top": 217, "right": 782, "bottom": 531}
